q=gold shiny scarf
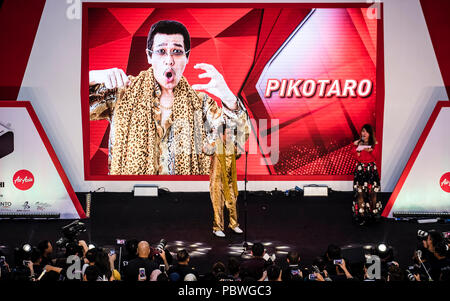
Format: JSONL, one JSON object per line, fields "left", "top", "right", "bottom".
{"left": 217, "top": 139, "right": 238, "bottom": 201}
{"left": 110, "top": 67, "right": 210, "bottom": 175}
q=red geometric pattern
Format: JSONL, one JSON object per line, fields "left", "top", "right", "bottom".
{"left": 88, "top": 7, "right": 263, "bottom": 176}
{"left": 242, "top": 8, "right": 380, "bottom": 176}
{"left": 86, "top": 5, "right": 383, "bottom": 178}
{"left": 420, "top": 0, "right": 450, "bottom": 98}
{"left": 0, "top": 0, "right": 46, "bottom": 100}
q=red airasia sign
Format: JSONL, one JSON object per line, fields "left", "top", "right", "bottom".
{"left": 440, "top": 172, "right": 450, "bottom": 193}
{"left": 13, "top": 170, "right": 34, "bottom": 191}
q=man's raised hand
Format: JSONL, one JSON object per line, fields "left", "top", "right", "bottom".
{"left": 89, "top": 68, "right": 130, "bottom": 89}
{"left": 192, "top": 63, "right": 237, "bottom": 110}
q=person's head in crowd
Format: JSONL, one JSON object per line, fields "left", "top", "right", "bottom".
{"left": 169, "top": 272, "right": 181, "bottom": 282}
{"left": 30, "top": 248, "right": 42, "bottom": 266}
{"left": 425, "top": 230, "right": 445, "bottom": 253}
{"left": 251, "top": 243, "right": 265, "bottom": 258}
{"left": 177, "top": 249, "right": 190, "bottom": 265}
{"left": 137, "top": 241, "right": 151, "bottom": 258}
{"left": 387, "top": 265, "right": 404, "bottom": 281}
{"left": 125, "top": 239, "right": 139, "bottom": 258}
{"left": 85, "top": 248, "right": 96, "bottom": 265}
{"left": 157, "top": 272, "right": 169, "bottom": 281}
{"left": 434, "top": 242, "right": 448, "bottom": 259}
{"left": 267, "top": 265, "right": 282, "bottom": 281}
{"left": 150, "top": 269, "right": 162, "bottom": 281}
{"left": 65, "top": 242, "right": 83, "bottom": 258}
{"left": 95, "top": 248, "right": 112, "bottom": 279}
{"left": 184, "top": 273, "right": 197, "bottom": 281}
{"left": 37, "top": 240, "right": 53, "bottom": 258}
{"left": 212, "top": 261, "right": 226, "bottom": 277}
{"left": 281, "top": 251, "right": 302, "bottom": 281}
{"left": 312, "top": 256, "right": 327, "bottom": 272}
{"left": 325, "top": 244, "right": 342, "bottom": 261}
{"left": 228, "top": 257, "right": 240, "bottom": 279}
{"left": 84, "top": 265, "right": 101, "bottom": 281}
{"left": 287, "top": 251, "right": 300, "bottom": 266}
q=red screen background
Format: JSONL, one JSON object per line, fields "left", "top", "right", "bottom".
{"left": 82, "top": 3, "right": 384, "bottom": 180}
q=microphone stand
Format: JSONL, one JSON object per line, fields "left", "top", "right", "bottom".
{"left": 417, "top": 252, "right": 433, "bottom": 281}
{"left": 241, "top": 150, "right": 249, "bottom": 255}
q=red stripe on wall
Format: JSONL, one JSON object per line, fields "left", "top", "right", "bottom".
{"left": 420, "top": 0, "right": 450, "bottom": 99}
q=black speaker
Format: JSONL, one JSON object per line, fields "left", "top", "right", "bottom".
{"left": 0, "top": 123, "right": 14, "bottom": 159}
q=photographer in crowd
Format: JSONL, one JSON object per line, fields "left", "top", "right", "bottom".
{"left": 3, "top": 231, "right": 450, "bottom": 282}
{"left": 123, "top": 241, "right": 158, "bottom": 281}
{"left": 281, "top": 251, "right": 303, "bottom": 281}
{"left": 240, "top": 242, "right": 266, "bottom": 281}
{"left": 322, "top": 244, "right": 353, "bottom": 281}
{"left": 167, "top": 249, "right": 198, "bottom": 281}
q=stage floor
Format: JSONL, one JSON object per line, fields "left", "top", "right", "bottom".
{"left": 1, "top": 191, "right": 448, "bottom": 276}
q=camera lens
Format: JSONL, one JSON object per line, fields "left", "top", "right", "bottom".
{"left": 157, "top": 239, "right": 167, "bottom": 252}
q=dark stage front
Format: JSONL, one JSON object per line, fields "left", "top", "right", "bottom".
{"left": 0, "top": 191, "right": 448, "bottom": 275}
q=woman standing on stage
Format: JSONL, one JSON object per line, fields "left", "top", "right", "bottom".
{"left": 352, "top": 124, "right": 381, "bottom": 224}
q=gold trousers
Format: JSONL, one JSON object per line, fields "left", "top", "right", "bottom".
{"left": 209, "top": 155, "right": 239, "bottom": 232}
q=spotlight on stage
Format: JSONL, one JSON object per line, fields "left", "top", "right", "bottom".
{"left": 377, "top": 243, "right": 387, "bottom": 253}
{"left": 376, "top": 243, "right": 394, "bottom": 261}
{"left": 158, "top": 240, "right": 211, "bottom": 258}
{"left": 22, "top": 244, "right": 32, "bottom": 254}
{"left": 228, "top": 242, "right": 292, "bottom": 259}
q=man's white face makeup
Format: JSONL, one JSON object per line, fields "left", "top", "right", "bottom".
{"left": 147, "top": 33, "right": 189, "bottom": 93}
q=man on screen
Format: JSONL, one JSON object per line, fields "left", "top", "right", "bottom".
{"left": 89, "top": 20, "right": 249, "bottom": 175}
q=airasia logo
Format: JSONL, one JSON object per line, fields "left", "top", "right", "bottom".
{"left": 440, "top": 172, "right": 450, "bottom": 193}
{"left": 13, "top": 170, "right": 34, "bottom": 191}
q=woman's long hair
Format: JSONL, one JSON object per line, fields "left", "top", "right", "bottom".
{"left": 361, "top": 124, "right": 376, "bottom": 147}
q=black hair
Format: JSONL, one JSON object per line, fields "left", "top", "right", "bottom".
{"left": 252, "top": 243, "right": 264, "bottom": 257}
{"left": 157, "top": 272, "right": 169, "bottom": 281}
{"left": 212, "top": 261, "right": 226, "bottom": 276}
{"left": 287, "top": 251, "right": 300, "bottom": 265}
{"left": 30, "top": 248, "right": 42, "bottom": 264}
{"left": 325, "top": 244, "right": 342, "bottom": 260}
{"left": 65, "top": 242, "right": 83, "bottom": 258}
{"left": 177, "top": 249, "right": 189, "bottom": 262}
{"left": 361, "top": 124, "right": 376, "bottom": 147}
{"left": 147, "top": 20, "right": 191, "bottom": 58}
{"left": 94, "top": 248, "right": 112, "bottom": 279}
{"left": 125, "top": 239, "right": 139, "bottom": 258}
{"left": 37, "top": 240, "right": 51, "bottom": 256}
{"left": 85, "top": 248, "right": 96, "bottom": 263}
{"left": 227, "top": 257, "right": 240, "bottom": 276}
{"left": 84, "top": 265, "right": 101, "bottom": 281}
{"left": 428, "top": 230, "right": 444, "bottom": 248}
{"left": 312, "top": 256, "right": 327, "bottom": 271}
{"left": 434, "top": 242, "right": 448, "bottom": 257}
{"left": 267, "top": 265, "right": 281, "bottom": 281}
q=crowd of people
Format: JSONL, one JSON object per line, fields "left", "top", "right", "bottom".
{"left": 0, "top": 230, "right": 448, "bottom": 282}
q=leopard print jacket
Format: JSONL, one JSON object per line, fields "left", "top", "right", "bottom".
{"left": 89, "top": 67, "right": 249, "bottom": 175}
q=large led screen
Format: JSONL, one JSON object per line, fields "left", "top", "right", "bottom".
{"left": 81, "top": 3, "right": 384, "bottom": 180}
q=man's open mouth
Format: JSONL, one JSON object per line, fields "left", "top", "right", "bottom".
{"left": 164, "top": 70, "right": 175, "bottom": 81}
